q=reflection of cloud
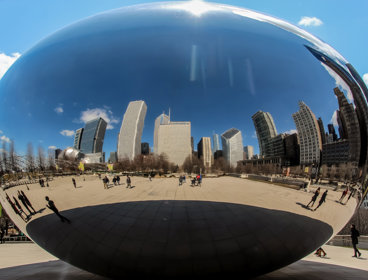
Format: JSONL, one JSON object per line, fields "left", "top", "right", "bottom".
{"left": 1, "top": 135, "right": 11, "bottom": 143}
{"left": 54, "top": 106, "right": 63, "bottom": 114}
{"left": 0, "top": 52, "right": 21, "bottom": 79}
{"left": 330, "top": 111, "right": 338, "bottom": 127}
{"left": 48, "top": 145, "right": 57, "bottom": 150}
{"left": 284, "top": 129, "right": 297, "bottom": 135}
{"left": 60, "top": 130, "right": 75, "bottom": 137}
{"left": 252, "top": 131, "right": 257, "bottom": 139}
{"left": 79, "top": 107, "right": 119, "bottom": 130}
{"left": 232, "top": 7, "right": 347, "bottom": 65}
{"left": 298, "top": 16, "right": 323, "bottom": 27}
{"left": 321, "top": 63, "right": 354, "bottom": 103}
{"left": 363, "top": 73, "right": 368, "bottom": 87}
{"left": 0, "top": 130, "right": 3, "bottom": 134}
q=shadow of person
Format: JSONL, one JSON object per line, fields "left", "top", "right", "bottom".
{"left": 35, "top": 208, "right": 46, "bottom": 214}
{"left": 295, "top": 202, "right": 310, "bottom": 210}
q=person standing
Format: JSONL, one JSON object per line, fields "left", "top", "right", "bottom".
{"left": 351, "top": 224, "right": 361, "bottom": 257}
{"left": 126, "top": 175, "right": 131, "bottom": 188}
{"left": 103, "top": 176, "right": 109, "bottom": 189}
{"left": 117, "top": 175, "right": 120, "bottom": 185}
{"left": 72, "top": 178, "right": 77, "bottom": 188}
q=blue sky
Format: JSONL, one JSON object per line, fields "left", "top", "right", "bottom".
{"left": 1, "top": 0, "right": 368, "bottom": 158}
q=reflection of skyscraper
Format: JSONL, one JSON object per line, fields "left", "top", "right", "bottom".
{"left": 334, "top": 87, "right": 360, "bottom": 163}
{"left": 154, "top": 113, "right": 170, "bottom": 154}
{"left": 74, "top": 128, "right": 84, "bottom": 150}
{"left": 243, "top": 145, "right": 254, "bottom": 160}
{"left": 155, "top": 113, "right": 191, "bottom": 165}
{"left": 198, "top": 137, "right": 212, "bottom": 168}
{"left": 328, "top": 124, "right": 337, "bottom": 142}
{"left": 213, "top": 133, "right": 220, "bottom": 153}
{"left": 252, "top": 111, "right": 277, "bottom": 157}
{"left": 317, "top": 118, "right": 326, "bottom": 145}
{"left": 141, "top": 142, "right": 150, "bottom": 155}
{"left": 117, "top": 101, "right": 147, "bottom": 161}
{"left": 292, "top": 101, "right": 322, "bottom": 165}
{"left": 221, "top": 128, "right": 243, "bottom": 167}
{"left": 80, "top": 117, "right": 107, "bottom": 154}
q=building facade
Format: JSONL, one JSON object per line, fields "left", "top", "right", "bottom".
{"left": 74, "top": 128, "right": 84, "bottom": 150}
{"left": 292, "top": 101, "right": 322, "bottom": 165}
{"left": 221, "top": 128, "right": 243, "bottom": 167}
{"left": 212, "top": 133, "right": 220, "bottom": 153}
{"left": 80, "top": 117, "right": 107, "bottom": 154}
{"left": 153, "top": 113, "right": 170, "bottom": 154}
{"left": 198, "top": 137, "right": 212, "bottom": 168}
{"left": 117, "top": 101, "right": 147, "bottom": 161}
{"left": 252, "top": 111, "right": 277, "bottom": 157}
{"left": 243, "top": 145, "right": 254, "bottom": 160}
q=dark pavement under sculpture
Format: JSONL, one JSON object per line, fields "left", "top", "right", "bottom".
{"left": 26, "top": 201, "right": 333, "bottom": 278}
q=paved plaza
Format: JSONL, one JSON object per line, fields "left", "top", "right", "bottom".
{"left": 0, "top": 243, "right": 366, "bottom": 279}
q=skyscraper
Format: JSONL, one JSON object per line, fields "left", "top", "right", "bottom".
{"left": 80, "top": 117, "right": 107, "bottom": 154}
{"left": 334, "top": 87, "right": 361, "bottom": 163}
{"left": 155, "top": 113, "right": 191, "bottom": 165}
{"left": 154, "top": 113, "right": 170, "bottom": 154}
{"left": 243, "top": 145, "right": 254, "bottom": 160}
{"left": 221, "top": 128, "right": 243, "bottom": 167}
{"left": 198, "top": 137, "right": 212, "bottom": 168}
{"left": 252, "top": 111, "right": 277, "bottom": 157}
{"left": 212, "top": 133, "right": 220, "bottom": 153}
{"left": 317, "top": 118, "right": 326, "bottom": 145}
{"left": 117, "top": 100, "right": 147, "bottom": 161}
{"left": 292, "top": 101, "right": 322, "bottom": 165}
{"left": 74, "top": 128, "right": 84, "bottom": 150}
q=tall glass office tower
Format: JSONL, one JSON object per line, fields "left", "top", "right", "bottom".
{"left": 80, "top": 117, "right": 107, "bottom": 154}
{"left": 221, "top": 128, "right": 243, "bottom": 167}
{"left": 212, "top": 133, "right": 220, "bottom": 153}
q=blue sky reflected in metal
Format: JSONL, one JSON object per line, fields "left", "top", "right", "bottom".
{"left": 0, "top": 1, "right": 361, "bottom": 156}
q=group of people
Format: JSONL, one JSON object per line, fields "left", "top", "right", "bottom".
{"left": 178, "top": 175, "right": 186, "bottom": 186}
{"left": 190, "top": 174, "right": 202, "bottom": 187}
{"left": 5, "top": 190, "right": 37, "bottom": 222}
{"left": 38, "top": 178, "right": 49, "bottom": 188}
{"left": 306, "top": 187, "right": 328, "bottom": 211}
{"left": 102, "top": 174, "right": 131, "bottom": 189}
{"left": 338, "top": 187, "right": 356, "bottom": 204}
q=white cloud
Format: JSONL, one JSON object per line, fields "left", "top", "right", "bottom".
{"left": 0, "top": 52, "right": 21, "bottom": 79}
{"left": 298, "top": 16, "right": 323, "bottom": 27}
{"left": 60, "top": 130, "right": 75, "bottom": 137}
{"left": 54, "top": 106, "right": 64, "bottom": 114}
{"left": 79, "top": 107, "right": 119, "bottom": 130}
{"left": 284, "top": 129, "right": 297, "bottom": 135}
{"left": 1, "top": 135, "right": 11, "bottom": 143}
{"left": 330, "top": 111, "right": 339, "bottom": 127}
{"left": 252, "top": 131, "right": 257, "bottom": 139}
{"left": 0, "top": 130, "right": 3, "bottom": 134}
{"left": 363, "top": 73, "right": 368, "bottom": 87}
{"left": 48, "top": 146, "right": 57, "bottom": 150}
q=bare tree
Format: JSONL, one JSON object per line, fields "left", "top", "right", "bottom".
{"left": 47, "top": 148, "right": 56, "bottom": 171}
{"left": 37, "top": 146, "right": 46, "bottom": 171}
{"left": 26, "top": 143, "right": 35, "bottom": 172}
{"left": 1, "top": 141, "right": 8, "bottom": 173}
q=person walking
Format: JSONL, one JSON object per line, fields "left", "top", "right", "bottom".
{"left": 126, "top": 175, "right": 131, "bottom": 188}
{"left": 307, "top": 187, "right": 320, "bottom": 208}
{"left": 72, "top": 178, "right": 77, "bottom": 188}
{"left": 314, "top": 190, "right": 328, "bottom": 211}
{"left": 113, "top": 176, "right": 117, "bottom": 186}
{"left": 179, "top": 176, "right": 183, "bottom": 186}
{"left": 116, "top": 175, "right": 120, "bottom": 185}
{"left": 45, "top": 196, "right": 71, "bottom": 223}
{"left": 148, "top": 173, "right": 152, "bottom": 181}
{"left": 339, "top": 188, "right": 348, "bottom": 203}
{"left": 351, "top": 224, "right": 361, "bottom": 257}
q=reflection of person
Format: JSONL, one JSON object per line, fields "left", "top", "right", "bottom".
{"left": 351, "top": 224, "right": 361, "bottom": 257}
{"left": 45, "top": 196, "right": 71, "bottom": 223}
{"left": 17, "top": 191, "right": 35, "bottom": 215}
{"left": 117, "top": 175, "right": 120, "bottom": 185}
{"left": 72, "top": 178, "right": 76, "bottom": 188}
{"left": 126, "top": 176, "right": 131, "bottom": 188}
{"left": 339, "top": 188, "right": 348, "bottom": 203}
{"left": 103, "top": 176, "right": 109, "bottom": 189}
{"left": 179, "top": 176, "right": 183, "bottom": 186}
{"left": 314, "top": 190, "right": 328, "bottom": 211}
{"left": 0, "top": 227, "right": 5, "bottom": 244}
{"left": 148, "top": 174, "right": 152, "bottom": 181}
{"left": 21, "top": 191, "right": 36, "bottom": 214}
{"left": 307, "top": 187, "right": 320, "bottom": 208}
{"left": 314, "top": 247, "right": 326, "bottom": 257}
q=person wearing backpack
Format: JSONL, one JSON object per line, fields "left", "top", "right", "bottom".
{"left": 351, "top": 224, "right": 361, "bottom": 257}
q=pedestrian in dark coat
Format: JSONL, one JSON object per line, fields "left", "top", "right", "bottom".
{"left": 351, "top": 224, "right": 361, "bottom": 257}
{"left": 314, "top": 190, "right": 328, "bottom": 211}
